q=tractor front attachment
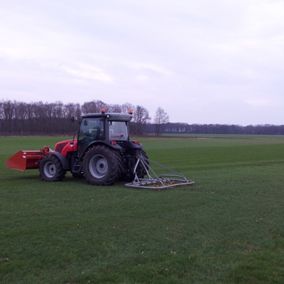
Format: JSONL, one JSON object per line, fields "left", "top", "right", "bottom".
{"left": 6, "top": 149, "right": 47, "bottom": 171}
{"left": 125, "top": 156, "right": 195, "bottom": 190}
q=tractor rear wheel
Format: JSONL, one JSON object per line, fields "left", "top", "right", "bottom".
{"left": 39, "top": 155, "right": 66, "bottom": 181}
{"left": 83, "top": 145, "right": 122, "bottom": 185}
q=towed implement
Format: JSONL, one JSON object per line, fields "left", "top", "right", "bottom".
{"left": 125, "top": 156, "right": 194, "bottom": 190}
{"left": 6, "top": 111, "right": 194, "bottom": 189}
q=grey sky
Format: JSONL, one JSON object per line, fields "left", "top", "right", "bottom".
{"left": 0, "top": 0, "right": 284, "bottom": 124}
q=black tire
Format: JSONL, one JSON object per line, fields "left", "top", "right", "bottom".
{"left": 112, "top": 150, "right": 125, "bottom": 179}
{"left": 83, "top": 145, "right": 122, "bottom": 185}
{"left": 124, "top": 149, "right": 149, "bottom": 182}
{"left": 39, "top": 155, "right": 66, "bottom": 181}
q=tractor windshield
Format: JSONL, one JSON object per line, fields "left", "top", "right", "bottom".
{"left": 109, "top": 121, "right": 128, "bottom": 141}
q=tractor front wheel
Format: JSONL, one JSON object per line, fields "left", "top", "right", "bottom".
{"left": 83, "top": 146, "right": 122, "bottom": 185}
{"left": 39, "top": 155, "right": 66, "bottom": 181}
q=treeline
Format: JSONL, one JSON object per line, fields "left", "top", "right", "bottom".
{"left": 147, "top": 123, "right": 284, "bottom": 135}
{"left": 1, "top": 100, "right": 284, "bottom": 135}
{"left": 0, "top": 100, "right": 150, "bottom": 135}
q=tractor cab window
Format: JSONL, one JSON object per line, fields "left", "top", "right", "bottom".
{"left": 79, "top": 118, "right": 105, "bottom": 141}
{"left": 109, "top": 121, "right": 128, "bottom": 141}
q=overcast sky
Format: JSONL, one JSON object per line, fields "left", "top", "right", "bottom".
{"left": 0, "top": 0, "right": 284, "bottom": 125}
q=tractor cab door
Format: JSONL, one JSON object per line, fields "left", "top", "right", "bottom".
{"left": 78, "top": 117, "right": 105, "bottom": 156}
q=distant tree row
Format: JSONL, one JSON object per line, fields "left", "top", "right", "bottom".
{"left": 0, "top": 100, "right": 152, "bottom": 135}
{"left": 1, "top": 100, "right": 283, "bottom": 136}
{"left": 147, "top": 123, "right": 284, "bottom": 135}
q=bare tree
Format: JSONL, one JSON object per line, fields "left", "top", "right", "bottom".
{"left": 0, "top": 102, "right": 3, "bottom": 119}
{"left": 121, "top": 103, "right": 135, "bottom": 114}
{"left": 95, "top": 100, "right": 108, "bottom": 112}
{"left": 154, "top": 107, "right": 169, "bottom": 136}
{"left": 81, "top": 101, "right": 98, "bottom": 114}
{"left": 108, "top": 104, "right": 122, "bottom": 113}
{"left": 82, "top": 100, "right": 108, "bottom": 114}
{"left": 3, "top": 101, "right": 15, "bottom": 120}
{"left": 14, "top": 102, "right": 28, "bottom": 120}
{"left": 132, "top": 105, "right": 150, "bottom": 135}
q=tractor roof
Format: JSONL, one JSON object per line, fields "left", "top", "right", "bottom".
{"left": 82, "top": 112, "right": 132, "bottom": 121}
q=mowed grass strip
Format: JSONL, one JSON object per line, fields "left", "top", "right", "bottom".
{"left": 0, "top": 135, "right": 284, "bottom": 283}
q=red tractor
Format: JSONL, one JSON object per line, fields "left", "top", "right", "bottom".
{"left": 6, "top": 112, "right": 148, "bottom": 185}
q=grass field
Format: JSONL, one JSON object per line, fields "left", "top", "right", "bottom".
{"left": 0, "top": 135, "right": 284, "bottom": 283}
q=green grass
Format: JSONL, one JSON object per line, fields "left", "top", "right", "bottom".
{"left": 0, "top": 135, "right": 284, "bottom": 283}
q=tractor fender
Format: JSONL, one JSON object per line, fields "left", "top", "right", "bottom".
{"left": 82, "top": 141, "right": 122, "bottom": 158}
{"left": 128, "top": 141, "right": 143, "bottom": 150}
{"left": 49, "top": 151, "right": 70, "bottom": 170}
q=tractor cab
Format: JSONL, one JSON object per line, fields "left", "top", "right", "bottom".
{"left": 77, "top": 113, "right": 132, "bottom": 156}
